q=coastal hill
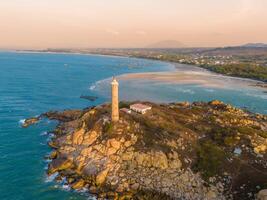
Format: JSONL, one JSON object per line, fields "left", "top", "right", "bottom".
{"left": 23, "top": 100, "right": 267, "bottom": 200}
{"left": 241, "top": 43, "right": 267, "bottom": 48}
{"left": 145, "top": 40, "right": 186, "bottom": 49}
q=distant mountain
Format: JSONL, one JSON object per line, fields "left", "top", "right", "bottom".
{"left": 146, "top": 40, "right": 186, "bottom": 48}
{"left": 241, "top": 43, "right": 267, "bottom": 48}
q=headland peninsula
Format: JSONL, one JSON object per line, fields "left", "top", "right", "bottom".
{"left": 23, "top": 100, "right": 267, "bottom": 200}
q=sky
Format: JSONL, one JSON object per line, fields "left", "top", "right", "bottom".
{"left": 0, "top": 0, "right": 267, "bottom": 49}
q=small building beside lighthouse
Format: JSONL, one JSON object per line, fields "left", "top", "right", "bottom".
{"left": 111, "top": 77, "right": 119, "bottom": 122}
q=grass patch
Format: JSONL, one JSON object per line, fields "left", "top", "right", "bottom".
{"left": 103, "top": 122, "right": 113, "bottom": 133}
{"left": 238, "top": 126, "right": 267, "bottom": 138}
{"left": 194, "top": 140, "right": 227, "bottom": 180}
{"left": 210, "top": 127, "right": 237, "bottom": 146}
{"left": 258, "top": 131, "right": 267, "bottom": 139}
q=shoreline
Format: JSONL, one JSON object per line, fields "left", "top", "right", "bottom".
{"left": 4, "top": 50, "right": 267, "bottom": 90}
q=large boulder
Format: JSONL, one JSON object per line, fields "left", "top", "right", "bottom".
{"left": 48, "top": 157, "right": 73, "bottom": 175}
{"left": 72, "top": 128, "right": 85, "bottom": 145}
{"left": 71, "top": 179, "right": 85, "bottom": 190}
{"left": 258, "top": 189, "right": 267, "bottom": 200}
{"left": 209, "top": 100, "right": 224, "bottom": 106}
{"left": 96, "top": 168, "right": 109, "bottom": 186}
{"left": 82, "top": 131, "right": 99, "bottom": 146}
{"left": 134, "top": 151, "right": 169, "bottom": 169}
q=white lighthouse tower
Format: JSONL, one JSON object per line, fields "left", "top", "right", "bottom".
{"left": 111, "top": 77, "right": 119, "bottom": 122}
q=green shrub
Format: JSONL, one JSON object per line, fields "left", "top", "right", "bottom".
{"left": 258, "top": 131, "right": 267, "bottom": 139}
{"left": 103, "top": 122, "right": 113, "bottom": 133}
{"left": 210, "top": 127, "right": 236, "bottom": 145}
{"left": 224, "top": 136, "right": 238, "bottom": 146}
{"left": 194, "top": 140, "right": 226, "bottom": 179}
{"left": 119, "top": 101, "right": 130, "bottom": 109}
{"left": 237, "top": 126, "right": 254, "bottom": 136}
{"left": 238, "top": 126, "right": 267, "bottom": 138}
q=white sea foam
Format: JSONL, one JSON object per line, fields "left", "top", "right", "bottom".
{"left": 87, "top": 195, "right": 97, "bottom": 200}
{"left": 19, "top": 119, "right": 25, "bottom": 125}
{"left": 176, "top": 88, "right": 195, "bottom": 94}
{"left": 89, "top": 78, "right": 110, "bottom": 91}
{"left": 45, "top": 172, "right": 59, "bottom": 183}
{"left": 59, "top": 177, "right": 71, "bottom": 191}
{"left": 80, "top": 187, "right": 89, "bottom": 193}
{"left": 62, "top": 184, "right": 71, "bottom": 191}
{"left": 89, "top": 84, "right": 96, "bottom": 91}
{"left": 245, "top": 92, "right": 267, "bottom": 100}
{"left": 204, "top": 88, "right": 215, "bottom": 93}
{"left": 44, "top": 158, "right": 52, "bottom": 163}
{"left": 47, "top": 133, "right": 55, "bottom": 141}
{"left": 40, "top": 131, "right": 48, "bottom": 136}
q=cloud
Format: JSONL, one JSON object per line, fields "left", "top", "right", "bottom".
{"left": 105, "top": 29, "right": 120, "bottom": 36}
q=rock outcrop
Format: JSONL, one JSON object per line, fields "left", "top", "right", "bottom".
{"left": 258, "top": 189, "right": 267, "bottom": 200}
{"left": 22, "top": 116, "right": 40, "bottom": 127}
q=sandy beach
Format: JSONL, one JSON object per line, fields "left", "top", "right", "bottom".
{"left": 118, "top": 66, "right": 267, "bottom": 91}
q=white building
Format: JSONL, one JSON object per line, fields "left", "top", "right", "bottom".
{"left": 130, "top": 104, "right": 152, "bottom": 114}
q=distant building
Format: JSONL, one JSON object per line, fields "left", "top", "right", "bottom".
{"left": 120, "top": 108, "right": 132, "bottom": 114}
{"left": 130, "top": 104, "right": 152, "bottom": 114}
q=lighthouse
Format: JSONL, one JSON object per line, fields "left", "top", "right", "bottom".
{"left": 111, "top": 77, "right": 119, "bottom": 122}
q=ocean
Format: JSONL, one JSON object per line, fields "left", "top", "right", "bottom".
{"left": 0, "top": 52, "right": 266, "bottom": 200}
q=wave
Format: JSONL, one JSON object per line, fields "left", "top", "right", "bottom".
{"left": 46, "top": 133, "right": 55, "bottom": 142}
{"left": 176, "top": 88, "right": 195, "bottom": 94}
{"left": 45, "top": 172, "right": 59, "bottom": 183}
{"left": 204, "top": 88, "right": 215, "bottom": 93}
{"left": 40, "top": 131, "right": 48, "bottom": 136}
{"left": 89, "top": 78, "right": 110, "bottom": 91}
{"left": 44, "top": 158, "right": 52, "bottom": 163}
{"left": 245, "top": 92, "right": 267, "bottom": 100}
{"left": 89, "top": 85, "right": 96, "bottom": 91}
{"left": 62, "top": 184, "right": 71, "bottom": 191}
{"left": 19, "top": 119, "right": 25, "bottom": 125}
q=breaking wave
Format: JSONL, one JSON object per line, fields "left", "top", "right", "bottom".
{"left": 176, "top": 88, "right": 195, "bottom": 94}
{"left": 19, "top": 119, "right": 25, "bottom": 125}
{"left": 245, "top": 92, "right": 267, "bottom": 100}
{"left": 45, "top": 172, "right": 59, "bottom": 183}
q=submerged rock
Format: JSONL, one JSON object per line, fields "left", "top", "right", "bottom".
{"left": 80, "top": 95, "right": 98, "bottom": 102}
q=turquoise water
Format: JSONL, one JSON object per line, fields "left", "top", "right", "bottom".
{"left": 0, "top": 52, "right": 173, "bottom": 200}
{"left": 0, "top": 52, "right": 266, "bottom": 200}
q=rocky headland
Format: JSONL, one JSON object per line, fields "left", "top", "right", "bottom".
{"left": 23, "top": 100, "right": 267, "bottom": 200}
